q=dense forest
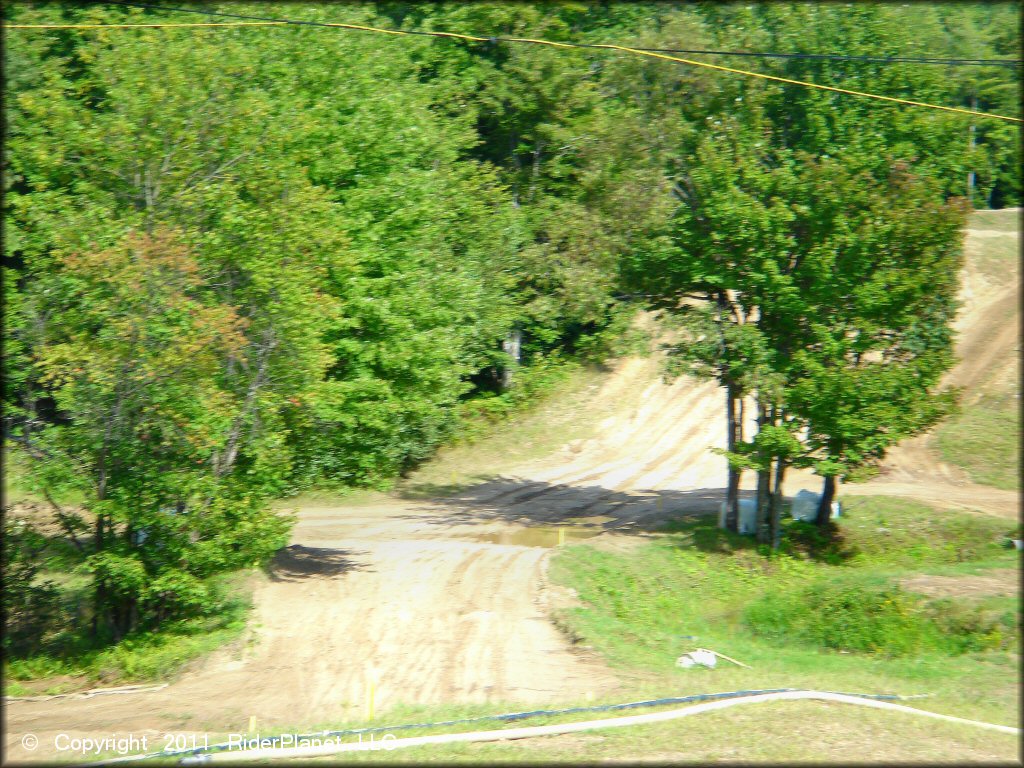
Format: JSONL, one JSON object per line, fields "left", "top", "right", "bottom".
{"left": 3, "top": 2, "right": 1021, "bottom": 646}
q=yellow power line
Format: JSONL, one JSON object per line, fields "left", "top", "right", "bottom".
{"left": 591, "top": 42, "right": 1022, "bottom": 123}
{"left": 6, "top": 22, "right": 289, "bottom": 28}
{"left": 5, "top": 17, "right": 1020, "bottom": 123}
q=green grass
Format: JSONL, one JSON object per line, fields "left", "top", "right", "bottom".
{"left": 395, "top": 360, "right": 615, "bottom": 498}
{"left": 744, "top": 577, "right": 1014, "bottom": 657}
{"left": 547, "top": 496, "right": 1019, "bottom": 731}
{"left": 820, "top": 495, "right": 1018, "bottom": 567}
{"left": 936, "top": 387, "right": 1020, "bottom": 490}
{"left": 5, "top": 570, "right": 258, "bottom": 689}
{"left": 968, "top": 207, "right": 1021, "bottom": 233}
{"left": 88, "top": 676, "right": 1019, "bottom": 764}
{"left": 3, "top": 441, "right": 86, "bottom": 507}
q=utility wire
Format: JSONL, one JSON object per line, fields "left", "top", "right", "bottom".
{"left": 7, "top": 19, "right": 1021, "bottom": 67}
{"left": 6, "top": 21, "right": 290, "bottom": 28}
{"left": 13, "top": 2, "right": 1023, "bottom": 123}
{"left": 644, "top": 47, "right": 1020, "bottom": 67}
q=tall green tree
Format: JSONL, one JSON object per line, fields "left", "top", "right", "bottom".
{"left": 627, "top": 107, "right": 968, "bottom": 545}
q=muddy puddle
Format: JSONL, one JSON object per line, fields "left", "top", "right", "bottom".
{"left": 464, "top": 523, "right": 607, "bottom": 548}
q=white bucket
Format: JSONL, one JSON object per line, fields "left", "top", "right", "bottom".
{"left": 717, "top": 499, "right": 759, "bottom": 535}
{"left": 791, "top": 490, "right": 841, "bottom": 521}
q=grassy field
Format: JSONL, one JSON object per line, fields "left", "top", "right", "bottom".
{"left": 92, "top": 694, "right": 1019, "bottom": 764}
{"left": 937, "top": 384, "right": 1020, "bottom": 490}
{"left": 969, "top": 207, "right": 1021, "bottom": 233}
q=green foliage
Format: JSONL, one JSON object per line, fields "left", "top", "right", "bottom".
{"left": 2, "top": 518, "right": 62, "bottom": 655}
{"left": 453, "top": 353, "right": 579, "bottom": 443}
{"left": 744, "top": 578, "right": 1013, "bottom": 657}
{"left": 553, "top": 497, "right": 1019, "bottom": 671}
{"left": 626, "top": 59, "right": 972, "bottom": 542}
{"left": 6, "top": 571, "right": 253, "bottom": 684}
{"left": 835, "top": 496, "right": 1012, "bottom": 567}
{"left": 550, "top": 498, "right": 1020, "bottom": 721}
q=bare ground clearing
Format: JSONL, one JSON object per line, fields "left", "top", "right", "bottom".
{"left": 5, "top": 217, "right": 1019, "bottom": 762}
{"left": 900, "top": 568, "right": 1019, "bottom": 599}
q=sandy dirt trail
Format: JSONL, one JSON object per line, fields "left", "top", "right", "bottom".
{"left": 5, "top": 217, "right": 1018, "bottom": 761}
{"left": 5, "top": 504, "right": 620, "bottom": 759}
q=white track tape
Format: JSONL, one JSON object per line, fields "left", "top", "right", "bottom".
{"left": 6, "top": 683, "right": 168, "bottom": 703}
{"left": 174, "top": 690, "right": 1019, "bottom": 764}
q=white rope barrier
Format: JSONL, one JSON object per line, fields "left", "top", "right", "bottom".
{"left": 171, "top": 690, "right": 1019, "bottom": 764}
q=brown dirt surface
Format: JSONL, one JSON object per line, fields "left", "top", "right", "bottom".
{"left": 4, "top": 503, "right": 623, "bottom": 761}
{"left": 900, "top": 568, "right": 1019, "bottom": 599}
{"left": 5, "top": 213, "right": 1019, "bottom": 763}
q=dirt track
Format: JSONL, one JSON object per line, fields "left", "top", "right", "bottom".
{"left": 4, "top": 215, "right": 1019, "bottom": 761}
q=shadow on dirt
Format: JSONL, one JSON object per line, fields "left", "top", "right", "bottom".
{"left": 399, "top": 479, "right": 852, "bottom": 562}
{"left": 398, "top": 477, "right": 748, "bottom": 534}
{"left": 270, "top": 544, "right": 370, "bottom": 582}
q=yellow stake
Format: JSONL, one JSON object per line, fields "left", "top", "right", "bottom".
{"left": 657, "top": 496, "right": 663, "bottom": 511}
{"left": 365, "top": 663, "right": 379, "bottom": 722}
{"left": 247, "top": 715, "right": 257, "bottom": 734}
{"left": 558, "top": 527, "right": 565, "bottom": 547}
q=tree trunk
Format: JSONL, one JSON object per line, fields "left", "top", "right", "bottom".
{"left": 967, "top": 95, "right": 977, "bottom": 203}
{"left": 770, "top": 458, "right": 786, "bottom": 550}
{"left": 501, "top": 327, "right": 522, "bottom": 391}
{"left": 724, "top": 383, "right": 740, "bottom": 531}
{"left": 815, "top": 475, "right": 837, "bottom": 527}
{"left": 755, "top": 466, "right": 771, "bottom": 544}
{"left": 528, "top": 139, "right": 544, "bottom": 204}
{"left": 216, "top": 329, "right": 277, "bottom": 477}
{"left": 755, "top": 402, "right": 771, "bottom": 544}
{"left": 92, "top": 515, "right": 106, "bottom": 636}
{"left": 510, "top": 133, "right": 521, "bottom": 208}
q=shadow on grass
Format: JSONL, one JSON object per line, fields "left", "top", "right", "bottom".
{"left": 396, "top": 473, "right": 502, "bottom": 500}
{"left": 662, "top": 514, "right": 859, "bottom": 563}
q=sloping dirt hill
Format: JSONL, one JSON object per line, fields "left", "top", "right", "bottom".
{"left": 456, "top": 209, "right": 1020, "bottom": 521}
